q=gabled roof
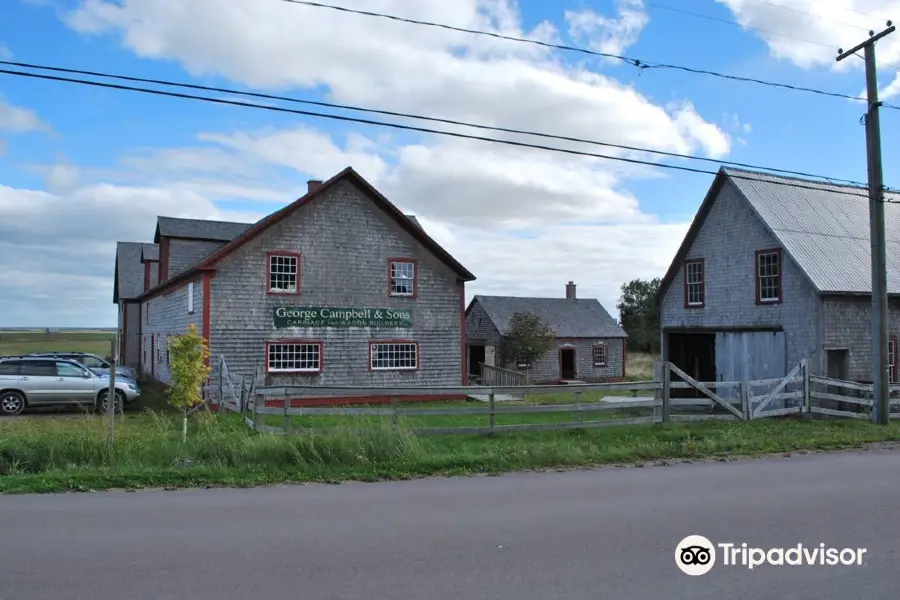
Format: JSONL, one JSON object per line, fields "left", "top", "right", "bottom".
{"left": 136, "top": 166, "right": 475, "bottom": 301}
{"left": 469, "top": 295, "right": 627, "bottom": 338}
{"left": 153, "top": 216, "right": 253, "bottom": 243}
{"left": 141, "top": 243, "right": 159, "bottom": 262}
{"left": 658, "top": 167, "right": 900, "bottom": 302}
{"left": 113, "top": 242, "right": 144, "bottom": 303}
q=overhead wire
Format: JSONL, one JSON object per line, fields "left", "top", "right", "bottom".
{"left": 278, "top": 0, "right": 900, "bottom": 109}
{"left": 0, "top": 65, "right": 890, "bottom": 201}
{"left": 0, "top": 59, "right": 870, "bottom": 187}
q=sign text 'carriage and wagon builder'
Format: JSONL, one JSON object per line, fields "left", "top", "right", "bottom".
{"left": 273, "top": 306, "right": 413, "bottom": 328}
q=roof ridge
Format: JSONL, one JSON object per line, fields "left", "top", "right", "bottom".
{"left": 721, "top": 167, "right": 871, "bottom": 191}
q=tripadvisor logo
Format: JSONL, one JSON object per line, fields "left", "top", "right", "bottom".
{"left": 674, "top": 535, "right": 868, "bottom": 575}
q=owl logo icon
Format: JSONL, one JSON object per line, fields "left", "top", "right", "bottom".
{"left": 675, "top": 535, "right": 716, "bottom": 576}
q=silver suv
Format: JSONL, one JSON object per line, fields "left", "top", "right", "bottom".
{"left": 28, "top": 351, "right": 138, "bottom": 381}
{"left": 0, "top": 356, "right": 141, "bottom": 416}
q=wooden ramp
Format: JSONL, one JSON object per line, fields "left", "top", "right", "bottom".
{"left": 466, "top": 393, "right": 522, "bottom": 403}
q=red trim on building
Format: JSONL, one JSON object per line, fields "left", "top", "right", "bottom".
{"left": 754, "top": 247, "right": 783, "bottom": 305}
{"left": 264, "top": 339, "right": 325, "bottom": 374}
{"left": 459, "top": 281, "right": 467, "bottom": 385}
{"left": 387, "top": 257, "right": 418, "bottom": 298}
{"left": 265, "top": 394, "right": 462, "bottom": 408}
{"left": 159, "top": 237, "right": 170, "bottom": 283}
{"left": 368, "top": 339, "right": 420, "bottom": 372}
{"left": 120, "top": 303, "right": 128, "bottom": 361}
{"left": 143, "top": 262, "right": 151, "bottom": 293}
{"left": 202, "top": 273, "right": 212, "bottom": 367}
{"left": 591, "top": 342, "right": 607, "bottom": 367}
{"left": 682, "top": 258, "right": 705, "bottom": 309}
{"left": 265, "top": 251, "right": 303, "bottom": 296}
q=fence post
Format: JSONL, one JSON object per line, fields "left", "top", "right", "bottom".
{"left": 661, "top": 363, "right": 671, "bottom": 423}
{"left": 653, "top": 361, "right": 662, "bottom": 421}
{"left": 574, "top": 390, "right": 583, "bottom": 424}
{"left": 741, "top": 381, "right": 751, "bottom": 420}
{"left": 390, "top": 396, "right": 399, "bottom": 429}
{"left": 802, "top": 359, "right": 811, "bottom": 413}
{"left": 488, "top": 391, "right": 496, "bottom": 434}
{"left": 252, "top": 393, "right": 260, "bottom": 431}
{"left": 283, "top": 388, "right": 291, "bottom": 435}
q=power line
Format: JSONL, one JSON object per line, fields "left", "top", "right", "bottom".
{"left": 0, "top": 65, "right": 884, "bottom": 200}
{"left": 741, "top": 0, "right": 871, "bottom": 32}
{"left": 278, "top": 0, "right": 900, "bottom": 109}
{"left": 0, "top": 59, "right": 870, "bottom": 187}
{"left": 645, "top": 1, "right": 837, "bottom": 49}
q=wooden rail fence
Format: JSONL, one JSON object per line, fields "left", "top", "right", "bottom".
{"left": 235, "top": 360, "right": 896, "bottom": 436}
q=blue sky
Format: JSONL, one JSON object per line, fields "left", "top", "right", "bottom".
{"left": 1, "top": 0, "right": 898, "bottom": 326}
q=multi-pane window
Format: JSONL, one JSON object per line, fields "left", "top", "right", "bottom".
{"left": 267, "top": 342, "right": 322, "bottom": 373}
{"left": 389, "top": 260, "right": 416, "bottom": 296}
{"left": 757, "top": 250, "right": 781, "bottom": 303}
{"left": 268, "top": 254, "right": 299, "bottom": 293}
{"left": 370, "top": 342, "right": 418, "bottom": 370}
{"left": 592, "top": 344, "right": 607, "bottom": 366}
{"left": 684, "top": 259, "right": 704, "bottom": 307}
{"left": 890, "top": 338, "right": 897, "bottom": 384}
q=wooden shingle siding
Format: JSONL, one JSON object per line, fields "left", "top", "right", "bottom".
{"left": 507, "top": 337, "right": 625, "bottom": 383}
{"left": 465, "top": 301, "right": 501, "bottom": 345}
{"left": 123, "top": 301, "right": 141, "bottom": 368}
{"left": 821, "top": 296, "right": 900, "bottom": 381}
{"left": 659, "top": 179, "right": 824, "bottom": 373}
{"left": 140, "top": 277, "right": 205, "bottom": 385}
{"left": 207, "top": 179, "right": 463, "bottom": 387}
{"left": 167, "top": 239, "right": 226, "bottom": 279}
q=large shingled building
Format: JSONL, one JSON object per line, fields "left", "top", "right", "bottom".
{"left": 113, "top": 167, "right": 476, "bottom": 403}
{"left": 658, "top": 166, "right": 900, "bottom": 385}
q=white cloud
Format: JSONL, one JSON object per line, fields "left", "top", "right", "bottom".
{"left": 565, "top": 0, "right": 649, "bottom": 58}
{"left": 0, "top": 45, "right": 12, "bottom": 60}
{"left": 0, "top": 97, "right": 51, "bottom": 134}
{"left": 715, "top": 0, "right": 900, "bottom": 71}
{"left": 0, "top": 0, "right": 737, "bottom": 326}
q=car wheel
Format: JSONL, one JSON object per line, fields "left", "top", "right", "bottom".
{"left": 0, "top": 391, "right": 26, "bottom": 416}
{"left": 97, "top": 390, "right": 124, "bottom": 414}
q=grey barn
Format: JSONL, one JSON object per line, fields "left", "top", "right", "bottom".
{"left": 465, "top": 282, "right": 628, "bottom": 383}
{"left": 658, "top": 166, "right": 900, "bottom": 387}
{"left": 112, "top": 167, "right": 476, "bottom": 404}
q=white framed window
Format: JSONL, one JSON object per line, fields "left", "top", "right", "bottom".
{"left": 890, "top": 337, "right": 897, "bottom": 384}
{"left": 187, "top": 281, "right": 195, "bottom": 314}
{"left": 370, "top": 342, "right": 418, "bottom": 370}
{"left": 268, "top": 253, "right": 300, "bottom": 294}
{"left": 592, "top": 344, "right": 607, "bottom": 367}
{"left": 389, "top": 260, "right": 416, "bottom": 296}
{"left": 267, "top": 341, "right": 322, "bottom": 373}
{"left": 756, "top": 249, "right": 782, "bottom": 303}
{"left": 684, "top": 259, "right": 704, "bottom": 307}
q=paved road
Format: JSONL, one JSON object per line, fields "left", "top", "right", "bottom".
{"left": 3, "top": 449, "right": 900, "bottom": 599}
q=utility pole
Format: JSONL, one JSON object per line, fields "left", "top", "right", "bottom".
{"left": 837, "top": 22, "right": 895, "bottom": 425}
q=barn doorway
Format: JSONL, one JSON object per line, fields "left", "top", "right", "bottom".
{"left": 468, "top": 344, "right": 486, "bottom": 379}
{"left": 667, "top": 332, "right": 716, "bottom": 398}
{"left": 826, "top": 349, "right": 849, "bottom": 380}
{"left": 559, "top": 348, "right": 577, "bottom": 380}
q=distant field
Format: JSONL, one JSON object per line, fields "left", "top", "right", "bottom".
{"left": 0, "top": 331, "right": 116, "bottom": 357}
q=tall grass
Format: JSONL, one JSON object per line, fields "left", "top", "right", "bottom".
{"left": 0, "top": 411, "right": 426, "bottom": 475}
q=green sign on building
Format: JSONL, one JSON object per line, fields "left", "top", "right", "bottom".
{"left": 274, "top": 306, "right": 413, "bottom": 328}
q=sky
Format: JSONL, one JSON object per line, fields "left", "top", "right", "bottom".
{"left": 0, "top": 0, "right": 899, "bottom": 327}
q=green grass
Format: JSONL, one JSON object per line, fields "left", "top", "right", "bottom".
{"left": 0, "top": 330, "right": 116, "bottom": 357}
{"left": 2, "top": 409, "right": 900, "bottom": 494}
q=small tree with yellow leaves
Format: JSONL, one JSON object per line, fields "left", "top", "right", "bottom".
{"left": 167, "top": 324, "right": 212, "bottom": 442}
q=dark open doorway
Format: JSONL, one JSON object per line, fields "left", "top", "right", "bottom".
{"left": 468, "top": 344, "right": 486, "bottom": 378}
{"left": 559, "top": 348, "right": 576, "bottom": 380}
{"left": 667, "top": 332, "right": 716, "bottom": 398}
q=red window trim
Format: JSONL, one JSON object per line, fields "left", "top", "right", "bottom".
{"left": 755, "top": 248, "right": 783, "bottom": 305}
{"left": 591, "top": 343, "right": 607, "bottom": 367}
{"left": 368, "top": 339, "right": 420, "bottom": 372}
{"left": 265, "top": 251, "right": 302, "bottom": 296}
{"left": 264, "top": 339, "right": 324, "bottom": 374}
{"left": 682, "top": 258, "right": 705, "bottom": 309}
{"left": 387, "top": 258, "right": 418, "bottom": 298}
{"left": 890, "top": 335, "right": 898, "bottom": 384}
